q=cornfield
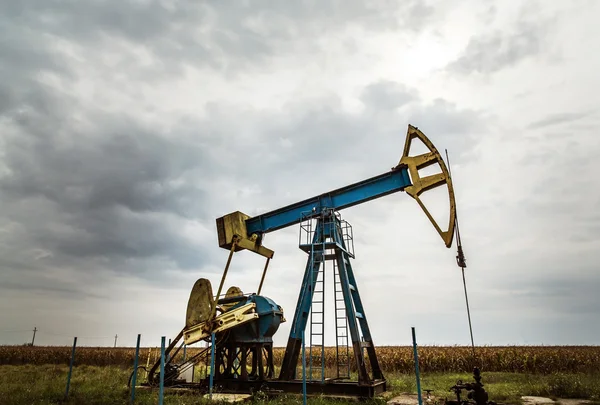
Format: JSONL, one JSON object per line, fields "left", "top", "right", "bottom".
{"left": 1, "top": 345, "right": 599, "bottom": 374}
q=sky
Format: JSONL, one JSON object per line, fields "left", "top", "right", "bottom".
{"left": 1, "top": 0, "right": 599, "bottom": 349}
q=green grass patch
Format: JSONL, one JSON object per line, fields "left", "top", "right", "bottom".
{"left": 0, "top": 365, "right": 598, "bottom": 405}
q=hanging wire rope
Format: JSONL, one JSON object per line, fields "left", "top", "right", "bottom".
{"left": 445, "top": 149, "right": 476, "bottom": 362}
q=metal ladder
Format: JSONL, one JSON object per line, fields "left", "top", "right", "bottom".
{"left": 333, "top": 258, "right": 350, "bottom": 379}
{"left": 308, "top": 243, "right": 325, "bottom": 382}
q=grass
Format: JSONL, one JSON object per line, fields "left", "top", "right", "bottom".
{"left": 0, "top": 365, "right": 599, "bottom": 405}
{"left": 387, "top": 372, "right": 600, "bottom": 403}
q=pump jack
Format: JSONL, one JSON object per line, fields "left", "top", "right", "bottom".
{"left": 141, "top": 124, "right": 458, "bottom": 398}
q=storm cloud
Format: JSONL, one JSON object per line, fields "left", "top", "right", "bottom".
{"left": 1, "top": 0, "right": 599, "bottom": 347}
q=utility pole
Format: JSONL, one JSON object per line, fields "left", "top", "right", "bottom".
{"left": 31, "top": 327, "right": 37, "bottom": 346}
{"left": 114, "top": 334, "right": 118, "bottom": 348}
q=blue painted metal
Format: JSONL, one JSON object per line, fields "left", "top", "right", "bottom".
{"left": 279, "top": 211, "right": 384, "bottom": 383}
{"left": 226, "top": 295, "right": 284, "bottom": 343}
{"left": 246, "top": 167, "right": 411, "bottom": 235}
{"left": 337, "top": 228, "right": 383, "bottom": 381}
{"left": 159, "top": 336, "right": 165, "bottom": 405}
{"left": 64, "top": 336, "right": 77, "bottom": 399}
{"left": 307, "top": 219, "right": 327, "bottom": 383}
{"left": 209, "top": 332, "right": 216, "bottom": 399}
{"left": 130, "top": 334, "right": 141, "bottom": 404}
{"left": 289, "top": 225, "right": 323, "bottom": 340}
{"left": 412, "top": 327, "right": 423, "bottom": 405}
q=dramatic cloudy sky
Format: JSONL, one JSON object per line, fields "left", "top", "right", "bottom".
{"left": 1, "top": 0, "right": 599, "bottom": 349}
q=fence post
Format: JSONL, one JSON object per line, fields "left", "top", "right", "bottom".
{"left": 130, "top": 334, "right": 141, "bottom": 404}
{"left": 65, "top": 337, "right": 77, "bottom": 399}
{"left": 209, "top": 332, "right": 215, "bottom": 400}
{"left": 302, "top": 329, "right": 307, "bottom": 405}
{"left": 412, "top": 327, "right": 423, "bottom": 405}
{"left": 159, "top": 337, "right": 165, "bottom": 405}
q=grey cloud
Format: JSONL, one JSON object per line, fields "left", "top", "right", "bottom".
{"left": 0, "top": 66, "right": 220, "bottom": 278}
{"left": 446, "top": 19, "right": 546, "bottom": 75}
{"left": 494, "top": 272, "right": 600, "bottom": 315}
{"left": 360, "top": 80, "right": 418, "bottom": 110}
{"left": 527, "top": 112, "right": 590, "bottom": 129}
{"left": 404, "top": 98, "right": 488, "bottom": 160}
{"left": 0, "top": 27, "right": 488, "bottom": 303}
{"left": 1, "top": 0, "right": 434, "bottom": 79}
{"left": 1, "top": 0, "right": 204, "bottom": 43}
{"left": 209, "top": 84, "right": 486, "bottom": 183}
{"left": 0, "top": 279, "right": 107, "bottom": 301}
{"left": 1, "top": 111, "right": 213, "bottom": 219}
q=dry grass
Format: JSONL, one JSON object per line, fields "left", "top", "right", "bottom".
{"left": 2, "top": 345, "right": 599, "bottom": 374}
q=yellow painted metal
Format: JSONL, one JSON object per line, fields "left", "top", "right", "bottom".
{"left": 396, "top": 124, "right": 457, "bottom": 248}
{"left": 256, "top": 257, "right": 271, "bottom": 295}
{"left": 183, "top": 303, "right": 259, "bottom": 345}
{"left": 216, "top": 211, "right": 274, "bottom": 258}
{"left": 210, "top": 239, "right": 239, "bottom": 321}
{"left": 186, "top": 278, "right": 215, "bottom": 328}
{"left": 221, "top": 286, "right": 244, "bottom": 311}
